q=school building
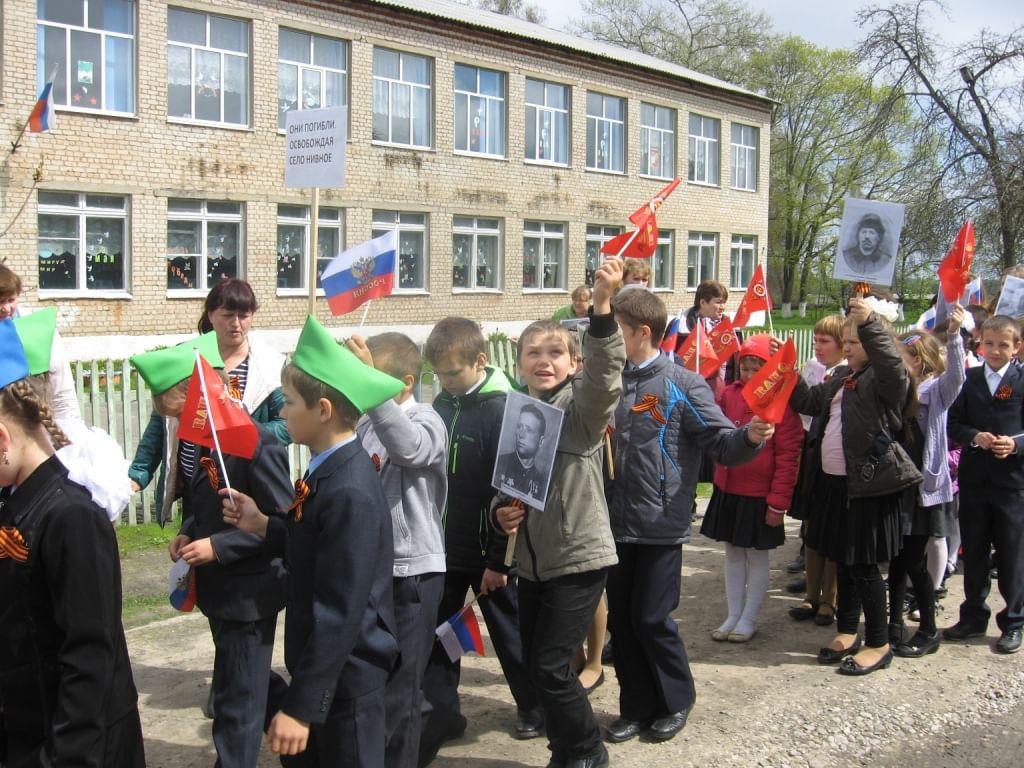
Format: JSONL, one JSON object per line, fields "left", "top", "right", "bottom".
{"left": 0, "top": 0, "right": 773, "bottom": 337}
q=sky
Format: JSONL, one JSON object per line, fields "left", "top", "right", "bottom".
{"left": 545, "top": 0, "right": 1022, "bottom": 49}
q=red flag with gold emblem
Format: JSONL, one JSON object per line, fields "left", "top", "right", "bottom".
{"left": 732, "top": 264, "right": 771, "bottom": 328}
{"left": 938, "top": 222, "right": 975, "bottom": 303}
{"left": 677, "top": 323, "right": 721, "bottom": 378}
{"left": 601, "top": 179, "right": 681, "bottom": 259}
{"left": 708, "top": 317, "right": 741, "bottom": 363}
{"left": 741, "top": 337, "right": 799, "bottom": 423}
{"left": 177, "top": 353, "right": 259, "bottom": 459}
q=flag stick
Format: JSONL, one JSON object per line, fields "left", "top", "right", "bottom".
{"left": 767, "top": 307, "right": 775, "bottom": 337}
{"left": 359, "top": 300, "right": 372, "bottom": 329}
{"left": 308, "top": 187, "right": 320, "bottom": 316}
{"left": 695, "top": 321, "right": 701, "bottom": 373}
{"left": 11, "top": 63, "right": 59, "bottom": 154}
{"left": 611, "top": 227, "right": 641, "bottom": 260}
{"left": 194, "top": 350, "right": 234, "bottom": 497}
{"left": 503, "top": 499, "right": 525, "bottom": 567}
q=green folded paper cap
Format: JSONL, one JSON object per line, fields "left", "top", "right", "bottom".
{"left": 130, "top": 331, "right": 224, "bottom": 394}
{"left": 292, "top": 315, "right": 403, "bottom": 414}
{"left": 13, "top": 307, "right": 57, "bottom": 375}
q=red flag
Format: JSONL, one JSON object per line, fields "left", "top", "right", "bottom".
{"left": 177, "top": 353, "right": 259, "bottom": 459}
{"left": 732, "top": 264, "right": 771, "bottom": 328}
{"left": 937, "top": 222, "right": 975, "bottom": 303}
{"left": 676, "top": 323, "right": 720, "bottom": 378}
{"left": 741, "top": 337, "right": 799, "bottom": 423}
{"left": 708, "top": 317, "right": 741, "bottom": 363}
{"left": 660, "top": 313, "right": 682, "bottom": 353}
{"left": 601, "top": 179, "right": 681, "bottom": 259}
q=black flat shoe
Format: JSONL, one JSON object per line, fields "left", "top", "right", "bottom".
{"left": 838, "top": 648, "right": 894, "bottom": 676}
{"left": 893, "top": 630, "right": 941, "bottom": 658}
{"left": 604, "top": 718, "right": 647, "bottom": 743}
{"left": 785, "top": 578, "right": 806, "bottom": 594}
{"left": 817, "top": 636, "right": 862, "bottom": 664}
{"left": 814, "top": 607, "right": 835, "bottom": 626}
{"left": 942, "top": 621, "right": 988, "bottom": 640}
{"left": 582, "top": 670, "right": 605, "bottom": 695}
{"left": 789, "top": 603, "right": 817, "bottom": 621}
{"left": 888, "top": 622, "right": 906, "bottom": 646}
{"left": 649, "top": 707, "right": 691, "bottom": 741}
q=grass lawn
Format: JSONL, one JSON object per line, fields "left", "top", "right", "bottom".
{"left": 116, "top": 522, "right": 181, "bottom": 629}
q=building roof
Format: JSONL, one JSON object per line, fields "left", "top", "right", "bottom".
{"left": 362, "top": 0, "right": 773, "bottom": 107}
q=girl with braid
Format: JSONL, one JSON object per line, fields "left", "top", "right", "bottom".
{"left": 0, "top": 316, "right": 145, "bottom": 767}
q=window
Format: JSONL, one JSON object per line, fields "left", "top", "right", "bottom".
{"left": 687, "top": 232, "right": 717, "bottom": 288}
{"left": 652, "top": 231, "right": 673, "bottom": 290}
{"left": 454, "top": 64, "right": 505, "bottom": 157}
{"left": 167, "top": 8, "right": 249, "bottom": 126}
{"left": 372, "top": 211, "right": 428, "bottom": 292}
{"left": 372, "top": 48, "right": 431, "bottom": 148}
{"left": 166, "top": 200, "right": 243, "bottom": 292}
{"left": 730, "top": 235, "right": 757, "bottom": 288}
{"left": 37, "top": 191, "right": 128, "bottom": 292}
{"left": 641, "top": 103, "right": 675, "bottom": 179}
{"left": 584, "top": 225, "right": 622, "bottom": 286}
{"left": 586, "top": 92, "right": 625, "bottom": 172}
{"left": 277, "top": 205, "right": 344, "bottom": 291}
{"left": 278, "top": 29, "right": 348, "bottom": 131}
{"left": 452, "top": 217, "right": 501, "bottom": 291}
{"left": 523, "top": 221, "right": 565, "bottom": 290}
{"left": 731, "top": 123, "right": 758, "bottom": 191}
{"left": 688, "top": 114, "right": 720, "bottom": 185}
{"left": 37, "top": 0, "right": 135, "bottom": 113}
{"left": 525, "top": 78, "right": 569, "bottom": 165}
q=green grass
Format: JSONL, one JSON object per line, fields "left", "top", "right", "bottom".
{"left": 122, "top": 595, "right": 177, "bottom": 629}
{"left": 696, "top": 482, "right": 712, "bottom": 498}
{"left": 115, "top": 522, "right": 176, "bottom": 557}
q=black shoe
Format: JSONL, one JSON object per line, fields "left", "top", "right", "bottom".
{"left": 814, "top": 607, "right": 835, "bottom": 627}
{"left": 565, "top": 744, "right": 609, "bottom": 768}
{"left": 417, "top": 711, "right": 467, "bottom": 768}
{"left": 996, "top": 628, "right": 1023, "bottom": 654}
{"left": 514, "top": 707, "right": 544, "bottom": 740}
{"left": 203, "top": 687, "right": 215, "bottom": 720}
{"left": 581, "top": 670, "right": 605, "bottom": 696}
{"left": 942, "top": 621, "right": 988, "bottom": 640}
{"left": 600, "top": 638, "right": 614, "bottom": 664}
{"left": 894, "top": 630, "right": 941, "bottom": 658}
{"left": 817, "top": 636, "right": 862, "bottom": 664}
{"left": 837, "top": 648, "right": 894, "bottom": 676}
{"left": 888, "top": 622, "right": 906, "bottom": 646}
{"left": 604, "top": 717, "right": 647, "bottom": 743}
{"left": 786, "top": 553, "right": 805, "bottom": 574}
{"left": 649, "top": 707, "right": 691, "bottom": 742}
{"left": 788, "top": 603, "right": 817, "bottom": 621}
{"left": 785, "top": 578, "right": 807, "bottom": 594}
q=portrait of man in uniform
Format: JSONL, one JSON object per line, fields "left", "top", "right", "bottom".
{"left": 833, "top": 197, "right": 905, "bottom": 286}
{"left": 493, "top": 391, "right": 563, "bottom": 510}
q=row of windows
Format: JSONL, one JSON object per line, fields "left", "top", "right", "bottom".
{"left": 37, "top": 192, "right": 759, "bottom": 296}
{"left": 37, "top": 2, "right": 759, "bottom": 190}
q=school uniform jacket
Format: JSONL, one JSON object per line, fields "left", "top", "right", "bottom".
{"left": 264, "top": 439, "right": 399, "bottom": 723}
{"left": 948, "top": 362, "right": 1024, "bottom": 489}
{"left": 0, "top": 456, "right": 140, "bottom": 766}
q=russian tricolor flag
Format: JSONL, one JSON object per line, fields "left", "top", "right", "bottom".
{"left": 29, "top": 81, "right": 56, "bottom": 134}
{"left": 660, "top": 311, "right": 682, "bottom": 354}
{"left": 435, "top": 604, "right": 486, "bottom": 663}
{"left": 963, "top": 277, "right": 983, "bottom": 306}
{"left": 320, "top": 230, "right": 396, "bottom": 316}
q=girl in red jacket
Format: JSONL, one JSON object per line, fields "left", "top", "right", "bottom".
{"left": 701, "top": 335, "right": 805, "bottom": 642}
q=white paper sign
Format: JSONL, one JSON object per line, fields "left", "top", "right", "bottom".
{"left": 285, "top": 106, "right": 347, "bottom": 189}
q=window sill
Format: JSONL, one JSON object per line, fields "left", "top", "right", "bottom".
{"left": 640, "top": 173, "right": 676, "bottom": 182}
{"left": 584, "top": 167, "right": 626, "bottom": 177}
{"left": 524, "top": 159, "right": 570, "bottom": 169}
{"left": 453, "top": 150, "right": 508, "bottom": 162}
{"left": 393, "top": 289, "right": 431, "bottom": 296}
{"left": 277, "top": 129, "right": 353, "bottom": 141}
{"left": 371, "top": 141, "right": 434, "bottom": 152}
{"left": 730, "top": 186, "right": 758, "bottom": 193}
{"left": 167, "top": 117, "right": 253, "bottom": 132}
{"left": 39, "top": 290, "right": 133, "bottom": 300}
{"left": 522, "top": 288, "right": 567, "bottom": 294}
{"left": 687, "top": 180, "right": 720, "bottom": 189}
{"left": 452, "top": 288, "right": 503, "bottom": 295}
{"left": 55, "top": 106, "right": 138, "bottom": 120}
{"left": 166, "top": 290, "right": 211, "bottom": 299}
{"left": 276, "top": 288, "right": 326, "bottom": 297}
{"left": 651, "top": 287, "right": 675, "bottom": 293}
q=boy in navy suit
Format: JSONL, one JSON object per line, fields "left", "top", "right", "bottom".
{"left": 221, "top": 316, "right": 405, "bottom": 767}
{"left": 946, "top": 315, "right": 1024, "bottom": 653}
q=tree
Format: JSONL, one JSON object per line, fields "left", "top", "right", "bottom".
{"left": 858, "top": 0, "right": 1024, "bottom": 270}
{"left": 470, "top": 0, "right": 546, "bottom": 25}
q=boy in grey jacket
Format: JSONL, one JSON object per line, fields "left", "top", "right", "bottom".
{"left": 349, "top": 333, "right": 447, "bottom": 768}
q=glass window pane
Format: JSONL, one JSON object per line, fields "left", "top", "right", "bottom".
{"left": 586, "top": 91, "right": 601, "bottom": 116}
{"left": 207, "top": 222, "right": 239, "bottom": 283}
{"left": 279, "top": 29, "right": 309, "bottom": 63}
{"left": 453, "top": 216, "right": 472, "bottom": 228}
{"left": 313, "top": 36, "right": 345, "bottom": 69}
{"left": 392, "top": 83, "right": 411, "bottom": 145}
{"left": 454, "top": 64, "right": 476, "bottom": 93}
{"left": 210, "top": 15, "right": 247, "bottom": 53}
{"left": 412, "top": 87, "right": 430, "bottom": 147}
{"left": 401, "top": 213, "right": 425, "bottom": 226}
{"left": 206, "top": 202, "right": 240, "bottom": 215}
{"left": 39, "top": 213, "right": 77, "bottom": 238}
{"left": 373, "top": 79, "right": 389, "bottom": 141}
{"left": 402, "top": 53, "right": 429, "bottom": 85}
{"left": 372, "top": 210, "right": 397, "bottom": 225}
{"left": 85, "top": 217, "right": 124, "bottom": 290}
{"left": 195, "top": 49, "right": 221, "bottom": 122}
{"left": 454, "top": 93, "right": 468, "bottom": 152}
{"left": 478, "top": 218, "right": 499, "bottom": 230}
{"left": 277, "top": 224, "right": 305, "bottom": 289}
{"left": 70, "top": 30, "right": 103, "bottom": 109}
{"left": 523, "top": 236, "right": 539, "bottom": 288}
{"left": 525, "top": 106, "right": 537, "bottom": 159}
{"left": 39, "top": 191, "right": 79, "bottom": 207}
{"left": 525, "top": 78, "right": 543, "bottom": 105}
{"left": 278, "top": 205, "right": 306, "bottom": 219}
{"left": 606, "top": 96, "right": 623, "bottom": 120}
{"left": 168, "top": 198, "right": 202, "bottom": 212}
{"left": 90, "top": 0, "right": 134, "bottom": 34}
{"left": 167, "top": 45, "right": 192, "bottom": 118}
{"left": 168, "top": 8, "right": 206, "bottom": 45}
{"left": 479, "top": 69, "right": 502, "bottom": 97}
{"left": 468, "top": 95, "right": 484, "bottom": 153}
{"left": 325, "top": 71, "right": 345, "bottom": 108}
{"left": 547, "top": 83, "right": 566, "bottom": 109}
{"left": 39, "top": 0, "right": 83, "bottom": 26}
{"left": 476, "top": 236, "right": 498, "bottom": 288}
{"left": 373, "top": 48, "right": 399, "bottom": 78}
{"left": 554, "top": 112, "right": 568, "bottom": 164}
{"left": 398, "top": 231, "right": 424, "bottom": 289}
{"left": 316, "top": 227, "right": 339, "bottom": 288}
{"left": 543, "top": 238, "right": 562, "bottom": 289}
{"left": 39, "top": 25, "right": 69, "bottom": 106}
{"left": 641, "top": 103, "right": 654, "bottom": 126}
{"left": 85, "top": 194, "right": 124, "bottom": 209}
{"left": 278, "top": 63, "right": 297, "bottom": 129}
{"left": 689, "top": 114, "right": 701, "bottom": 135}
{"left": 105, "top": 35, "right": 134, "bottom": 113}
{"left": 452, "top": 233, "right": 471, "bottom": 288}
{"left": 488, "top": 100, "right": 504, "bottom": 155}
{"left": 301, "top": 68, "right": 322, "bottom": 110}
{"left": 318, "top": 208, "right": 340, "bottom": 222}
{"left": 39, "top": 248, "right": 79, "bottom": 291}
{"left": 223, "top": 53, "right": 248, "bottom": 125}
{"left": 168, "top": 219, "right": 201, "bottom": 252}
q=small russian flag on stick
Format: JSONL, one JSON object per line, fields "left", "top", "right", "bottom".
{"left": 435, "top": 603, "right": 486, "bottom": 663}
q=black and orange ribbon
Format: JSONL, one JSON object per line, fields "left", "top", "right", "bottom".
{"left": 0, "top": 526, "right": 29, "bottom": 562}
{"left": 199, "top": 457, "right": 220, "bottom": 490}
{"left": 283, "top": 478, "right": 311, "bottom": 522}
{"left": 228, "top": 375, "right": 243, "bottom": 402}
{"left": 631, "top": 393, "right": 667, "bottom": 424}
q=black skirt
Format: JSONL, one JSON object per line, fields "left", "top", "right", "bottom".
{"left": 701, "top": 489, "right": 785, "bottom": 550}
{"left": 804, "top": 472, "right": 903, "bottom": 566}
{"left": 900, "top": 491, "right": 957, "bottom": 538}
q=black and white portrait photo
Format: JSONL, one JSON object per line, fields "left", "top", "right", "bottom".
{"left": 832, "top": 197, "right": 906, "bottom": 286}
{"left": 994, "top": 275, "right": 1024, "bottom": 318}
{"left": 492, "top": 390, "right": 564, "bottom": 510}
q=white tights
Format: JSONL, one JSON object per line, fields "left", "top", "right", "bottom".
{"left": 717, "top": 543, "right": 770, "bottom": 637}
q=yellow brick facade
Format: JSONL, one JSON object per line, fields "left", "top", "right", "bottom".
{"left": 0, "top": 0, "right": 771, "bottom": 336}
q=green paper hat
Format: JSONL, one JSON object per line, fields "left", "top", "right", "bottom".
{"left": 292, "top": 315, "right": 404, "bottom": 414}
{"left": 130, "top": 331, "right": 224, "bottom": 394}
{"left": 13, "top": 307, "right": 57, "bottom": 375}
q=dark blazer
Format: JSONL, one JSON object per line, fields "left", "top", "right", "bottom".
{"left": 948, "top": 363, "right": 1024, "bottom": 489}
{"left": 0, "top": 456, "right": 141, "bottom": 766}
{"left": 181, "top": 422, "right": 293, "bottom": 622}
{"left": 264, "top": 438, "right": 399, "bottom": 724}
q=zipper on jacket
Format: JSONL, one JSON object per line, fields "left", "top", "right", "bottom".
{"left": 660, "top": 474, "right": 667, "bottom": 512}
{"left": 441, "top": 397, "right": 462, "bottom": 529}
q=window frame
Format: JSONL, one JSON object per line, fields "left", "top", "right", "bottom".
{"left": 651, "top": 230, "right": 674, "bottom": 291}
{"left": 37, "top": 191, "right": 131, "bottom": 298}
{"left": 372, "top": 210, "right": 429, "bottom": 293}
{"left": 584, "top": 225, "right": 623, "bottom": 287}
{"left": 452, "top": 216, "right": 503, "bottom": 293}
{"left": 276, "top": 204, "right": 345, "bottom": 296}
{"left": 640, "top": 103, "right": 676, "bottom": 180}
{"left": 522, "top": 221, "right": 567, "bottom": 292}
{"left": 586, "top": 91, "right": 626, "bottom": 174}
{"left": 730, "top": 234, "right": 757, "bottom": 289}
{"left": 687, "top": 231, "right": 718, "bottom": 289}
{"left": 731, "top": 123, "right": 758, "bottom": 192}
{"left": 453, "top": 63, "right": 506, "bottom": 158}
{"left": 166, "top": 199, "right": 245, "bottom": 296}
{"left": 372, "top": 47, "right": 433, "bottom": 149}
{"left": 277, "top": 28, "right": 349, "bottom": 132}
{"left": 524, "top": 77, "right": 570, "bottom": 167}
{"left": 688, "top": 113, "right": 721, "bottom": 186}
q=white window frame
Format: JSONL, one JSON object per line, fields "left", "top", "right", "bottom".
{"left": 687, "top": 232, "right": 718, "bottom": 289}
{"left": 166, "top": 199, "right": 244, "bottom": 296}
{"left": 372, "top": 48, "right": 432, "bottom": 149}
{"left": 454, "top": 63, "right": 506, "bottom": 158}
{"left": 731, "top": 123, "right": 758, "bottom": 191}
{"left": 373, "top": 211, "right": 429, "bottom": 293}
{"left": 688, "top": 114, "right": 720, "bottom": 186}
{"left": 452, "top": 216, "right": 502, "bottom": 293}
{"left": 640, "top": 103, "right": 676, "bottom": 180}
{"left": 652, "top": 230, "right": 674, "bottom": 291}
{"left": 524, "top": 78, "right": 569, "bottom": 166}
{"left": 167, "top": 8, "right": 250, "bottom": 128}
{"left": 584, "top": 225, "right": 623, "bottom": 286}
{"left": 277, "top": 28, "right": 348, "bottom": 132}
{"left": 586, "top": 92, "right": 625, "bottom": 173}
{"left": 730, "top": 235, "right": 757, "bottom": 289}
{"left": 276, "top": 205, "right": 344, "bottom": 295}
{"left": 523, "top": 221, "right": 566, "bottom": 292}
{"left": 37, "top": 191, "right": 130, "bottom": 298}
{"left": 36, "top": 0, "right": 136, "bottom": 115}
